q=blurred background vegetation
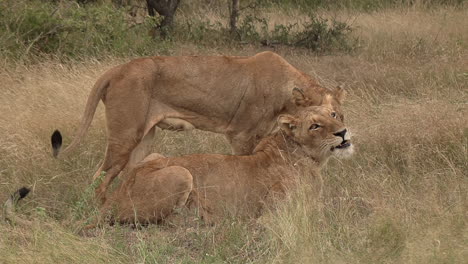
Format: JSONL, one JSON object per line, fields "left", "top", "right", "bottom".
{"left": 1, "top": 0, "right": 466, "bottom": 61}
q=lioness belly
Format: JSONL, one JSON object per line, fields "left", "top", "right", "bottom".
{"left": 157, "top": 117, "right": 195, "bottom": 131}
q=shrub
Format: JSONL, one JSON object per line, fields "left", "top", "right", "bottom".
{"left": 236, "top": 13, "right": 355, "bottom": 53}
{"left": 0, "top": 0, "right": 357, "bottom": 61}
{"left": 176, "top": 19, "right": 228, "bottom": 45}
{"left": 293, "top": 15, "right": 355, "bottom": 52}
{"left": 0, "top": 0, "right": 164, "bottom": 61}
{"left": 237, "top": 14, "right": 268, "bottom": 42}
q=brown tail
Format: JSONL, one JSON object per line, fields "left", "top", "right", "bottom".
{"left": 52, "top": 76, "right": 110, "bottom": 158}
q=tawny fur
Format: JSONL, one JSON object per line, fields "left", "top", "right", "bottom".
{"left": 52, "top": 51, "right": 346, "bottom": 203}
{"left": 97, "top": 102, "right": 354, "bottom": 225}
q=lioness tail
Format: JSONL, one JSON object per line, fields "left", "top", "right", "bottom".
{"left": 51, "top": 130, "right": 63, "bottom": 157}
{"left": 52, "top": 75, "right": 109, "bottom": 158}
{"left": 3, "top": 187, "right": 30, "bottom": 223}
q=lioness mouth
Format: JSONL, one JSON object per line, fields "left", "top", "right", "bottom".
{"left": 332, "top": 140, "right": 351, "bottom": 151}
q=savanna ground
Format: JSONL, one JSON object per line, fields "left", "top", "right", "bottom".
{"left": 0, "top": 1, "right": 467, "bottom": 263}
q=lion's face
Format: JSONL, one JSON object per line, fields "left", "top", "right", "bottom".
{"left": 278, "top": 105, "right": 354, "bottom": 162}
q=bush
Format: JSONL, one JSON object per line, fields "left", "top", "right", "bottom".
{"left": 0, "top": 0, "right": 165, "bottom": 61}
{"left": 237, "top": 14, "right": 267, "bottom": 42}
{"left": 236, "top": 13, "right": 355, "bottom": 53}
{"left": 294, "top": 15, "right": 355, "bottom": 52}
{"left": 176, "top": 19, "right": 229, "bottom": 45}
{"left": 0, "top": 0, "right": 357, "bottom": 61}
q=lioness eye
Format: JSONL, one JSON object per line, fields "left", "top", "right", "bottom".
{"left": 309, "top": 124, "right": 320, "bottom": 130}
{"left": 331, "top": 112, "right": 337, "bottom": 118}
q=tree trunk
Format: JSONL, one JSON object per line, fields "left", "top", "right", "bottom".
{"left": 229, "top": 0, "right": 240, "bottom": 36}
{"left": 146, "top": 0, "right": 181, "bottom": 38}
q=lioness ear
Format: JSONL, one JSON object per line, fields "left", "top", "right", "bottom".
{"left": 278, "top": 114, "right": 297, "bottom": 136}
{"left": 292, "top": 87, "right": 307, "bottom": 106}
{"left": 334, "top": 84, "right": 346, "bottom": 104}
{"left": 321, "top": 94, "right": 334, "bottom": 107}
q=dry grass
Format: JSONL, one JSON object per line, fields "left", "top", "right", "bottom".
{"left": 1, "top": 6, "right": 467, "bottom": 264}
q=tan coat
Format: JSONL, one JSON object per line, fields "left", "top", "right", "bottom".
{"left": 51, "top": 51, "right": 345, "bottom": 203}
{"left": 98, "top": 105, "right": 354, "bottom": 225}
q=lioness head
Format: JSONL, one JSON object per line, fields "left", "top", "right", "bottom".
{"left": 278, "top": 104, "right": 354, "bottom": 163}
{"left": 292, "top": 85, "right": 346, "bottom": 121}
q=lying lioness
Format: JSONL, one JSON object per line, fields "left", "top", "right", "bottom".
{"left": 94, "top": 99, "right": 354, "bottom": 225}
{"left": 51, "top": 51, "right": 346, "bottom": 203}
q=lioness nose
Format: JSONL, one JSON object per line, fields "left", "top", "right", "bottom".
{"left": 333, "top": 129, "right": 347, "bottom": 139}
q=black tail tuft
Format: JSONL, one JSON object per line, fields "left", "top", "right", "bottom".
{"left": 51, "top": 130, "right": 62, "bottom": 157}
{"left": 9, "top": 186, "right": 30, "bottom": 202}
{"left": 16, "top": 187, "right": 30, "bottom": 200}
{"left": 4, "top": 187, "right": 31, "bottom": 223}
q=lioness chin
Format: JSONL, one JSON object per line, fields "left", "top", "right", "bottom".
{"left": 50, "top": 51, "right": 346, "bottom": 204}
{"left": 94, "top": 99, "right": 354, "bottom": 226}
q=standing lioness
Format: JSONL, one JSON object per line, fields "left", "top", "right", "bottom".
{"left": 51, "top": 51, "right": 345, "bottom": 202}
{"left": 95, "top": 99, "right": 354, "bottom": 225}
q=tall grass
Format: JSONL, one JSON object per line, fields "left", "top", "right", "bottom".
{"left": 274, "top": 0, "right": 467, "bottom": 10}
{"left": 0, "top": 3, "right": 467, "bottom": 264}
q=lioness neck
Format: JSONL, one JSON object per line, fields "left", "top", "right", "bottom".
{"left": 252, "top": 132, "right": 325, "bottom": 168}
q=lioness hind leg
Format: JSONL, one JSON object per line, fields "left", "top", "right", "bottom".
{"left": 122, "top": 166, "right": 193, "bottom": 223}
{"left": 92, "top": 145, "right": 111, "bottom": 181}
{"left": 95, "top": 129, "right": 158, "bottom": 204}
{"left": 92, "top": 127, "right": 157, "bottom": 182}
{"left": 152, "top": 166, "right": 193, "bottom": 209}
{"left": 94, "top": 155, "right": 131, "bottom": 204}
{"left": 94, "top": 132, "right": 142, "bottom": 204}
{"left": 93, "top": 77, "right": 153, "bottom": 203}
{"left": 123, "top": 126, "right": 157, "bottom": 173}
{"left": 141, "top": 153, "right": 166, "bottom": 163}
{"left": 127, "top": 127, "right": 156, "bottom": 169}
